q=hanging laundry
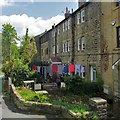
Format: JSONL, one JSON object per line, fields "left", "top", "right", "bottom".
{"left": 40, "top": 66, "right": 43, "bottom": 75}
{"left": 52, "top": 64, "right": 58, "bottom": 73}
{"left": 64, "top": 64, "right": 69, "bottom": 73}
{"left": 81, "top": 66, "right": 85, "bottom": 73}
{"left": 42, "top": 66, "right": 44, "bottom": 75}
{"left": 43, "top": 66, "right": 47, "bottom": 80}
{"left": 33, "top": 65, "right": 37, "bottom": 71}
{"left": 37, "top": 66, "right": 41, "bottom": 73}
{"left": 49, "top": 64, "right": 52, "bottom": 77}
{"left": 75, "top": 64, "right": 80, "bottom": 75}
{"left": 69, "top": 64, "right": 75, "bottom": 72}
{"left": 58, "top": 64, "right": 63, "bottom": 75}
{"left": 46, "top": 66, "right": 50, "bottom": 74}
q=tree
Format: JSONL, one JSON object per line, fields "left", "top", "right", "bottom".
{"left": 2, "top": 23, "right": 19, "bottom": 63}
{"left": 2, "top": 23, "right": 19, "bottom": 78}
{"left": 2, "top": 25, "right": 37, "bottom": 85}
{"left": 19, "top": 28, "right": 37, "bottom": 64}
{"left": 0, "top": 33, "right": 2, "bottom": 70}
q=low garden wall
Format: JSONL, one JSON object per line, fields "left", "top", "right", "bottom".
{"left": 10, "top": 84, "right": 82, "bottom": 119}
{"left": 11, "top": 84, "right": 108, "bottom": 119}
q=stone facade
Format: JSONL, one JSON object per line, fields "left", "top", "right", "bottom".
{"left": 100, "top": 2, "right": 120, "bottom": 97}
{"left": 34, "top": 2, "right": 120, "bottom": 97}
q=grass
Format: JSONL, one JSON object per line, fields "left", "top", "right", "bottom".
{"left": 16, "top": 88, "right": 49, "bottom": 103}
{"left": 50, "top": 98, "right": 90, "bottom": 113}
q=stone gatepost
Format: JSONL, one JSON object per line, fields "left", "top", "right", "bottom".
{"left": 89, "top": 97, "right": 107, "bottom": 119}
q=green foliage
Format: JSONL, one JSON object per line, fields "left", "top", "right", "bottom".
{"left": 64, "top": 75, "right": 103, "bottom": 96}
{"left": 92, "top": 112, "right": 99, "bottom": 120}
{"left": 2, "top": 23, "right": 19, "bottom": 63}
{"left": 12, "top": 59, "right": 34, "bottom": 86}
{"left": 2, "top": 60, "right": 14, "bottom": 78}
{"left": 50, "top": 98, "right": 90, "bottom": 113}
{"left": 19, "top": 31, "right": 37, "bottom": 64}
{"left": 2, "top": 25, "right": 37, "bottom": 87}
{"left": 17, "top": 88, "right": 49, "bottom": 103}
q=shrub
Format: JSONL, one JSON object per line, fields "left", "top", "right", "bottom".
{"left": 12, "top": 59, "right": 33, "bottom": 86}
{"left": 64, "top": 75, "right": 103, "bottom": 96}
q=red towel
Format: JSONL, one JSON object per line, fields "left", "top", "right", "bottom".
{"left": 52, "top": 64, "right": 58, "bottom": 73}
{"left": 33, "top": 65, "right": 37, "bottom": 71}
{"left": 69, "top": 64, "right": 75, "bottom": 72}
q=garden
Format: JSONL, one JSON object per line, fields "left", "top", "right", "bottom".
{"left": 13, "top": 74, "right": 103, "bottom": 119}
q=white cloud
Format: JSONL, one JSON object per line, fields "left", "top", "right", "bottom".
{"left": 0, "top": 14, "right": 64, "bottom": 37}
{"left": 0, "top": 0, "right": 13, "bottom": 7}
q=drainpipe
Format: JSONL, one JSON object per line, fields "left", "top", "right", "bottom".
{"left": 55, "top": 28, "right": 57, "bottom": 57}
{"left": 71, "top": 9, "right": 75, "bottom": 64}
{"left": 39, "top": 37, "right": 41, "bottom": 61}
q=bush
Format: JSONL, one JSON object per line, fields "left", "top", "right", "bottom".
{"left": 64, "top": 75, "right": 103, "bottom": 96}
{"left": 12, "top": 59, "right": 33, "bottom": 86}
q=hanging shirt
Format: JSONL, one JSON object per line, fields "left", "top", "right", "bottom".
{"left": 43, "top": 66, "right": 47, "bottom": 80}
{"left": 75, "top": 64, "right": 80, "bottom": 75}
{"left": 81, "top": 66, "right": 85, "bottom": 73}
{"left": 58, "top": 64, "right": 63, "bottom": 75}
{"left": 46, "top": 66, "right": 50, "bottom": 74}
{"left": 69, "top": 64, "right": 75, "bottom": 72}
{"left": 37, "top": 66, "right": 41, "bottom": 73}
{"left": 33, "top": 65, "right": 37, "bottom": 71}
{"left": 64, "top": 64, "right": 69, "bottom": 73}
{"left": 49, "top": 64, "right": 52, "bottom": 77}
{"left": 52, "top": 64, "right": 58, "bottom": 73}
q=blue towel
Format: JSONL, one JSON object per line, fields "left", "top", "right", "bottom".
{"left": 64, "top": 64, "right": 69, "bottom": 73}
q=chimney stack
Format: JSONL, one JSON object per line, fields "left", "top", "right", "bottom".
{"left": 52, "top": 23, "right": 55, "bottom": 29}
{"left": 78, "top": 0, "right": 86, "bottom": 8}
{"left": 65, "top": 7, "right": 70, "bottom": 19}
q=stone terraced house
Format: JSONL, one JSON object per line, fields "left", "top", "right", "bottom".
{"left": 34, "top": 1, "right": 120, "bottom": 97}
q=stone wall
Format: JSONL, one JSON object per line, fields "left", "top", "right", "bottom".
{"left": 10, "top": 84, "right": 92, "bottom": 119}
{"left": 89, "top": 97, "right": 107, "bottom": 119}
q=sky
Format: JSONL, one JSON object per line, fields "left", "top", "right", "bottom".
{"left": 0, "top": 0, "right": 78, "bottom": 37}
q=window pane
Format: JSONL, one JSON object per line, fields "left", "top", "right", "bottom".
{"left": 77, "top": 12, "right": 80, "bottom": 24}
{"left": 78, "top": 39, "right": 81, "bottom": 51}
{"left": 81, "top": 10, "right": 85, "bottom": 23}
{"left": 117, "top": 27, "right": 120, "bottom": 48}
{"left": 93, "top": 68, "right": 96, "bottom": 81}
{"left": 116, "top": 0, "right": 120, "bottom": 6}
{"left": 81, "top": 37, "right": 85, "bottom": 50}
{"left": 63, "top": 44, "right": 64, "bottom": 52}
{"left": 68, "top": 19, "right": 71, "bottom": 29}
